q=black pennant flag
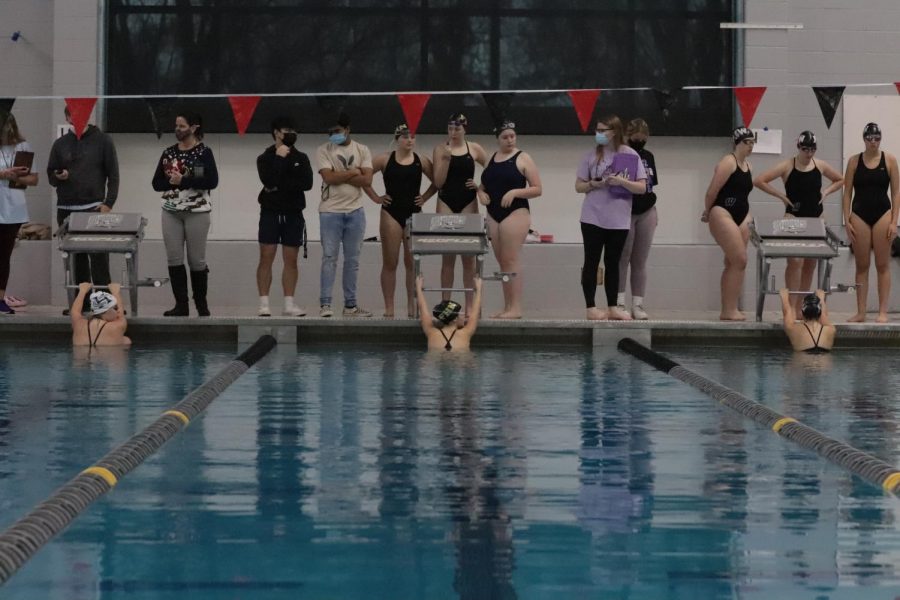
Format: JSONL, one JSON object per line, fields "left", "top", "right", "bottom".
{"left": 812, "top": 86, "right": 845, "bottom": 129}
{"left": 652, "top": 89, "right": 677, "bottom": 118}
{"left": 145, "top": 98, "right": 175, "bottom": 139}
{"left": 481, "top": 92, "right": 514, "bottom": 127}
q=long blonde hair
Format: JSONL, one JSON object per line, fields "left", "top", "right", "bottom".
{"left": 626, "top": 118, "right": 650, "bottom": 138}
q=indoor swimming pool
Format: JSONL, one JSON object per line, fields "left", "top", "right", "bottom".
{"left": 1, "top": 343, "right": 899, "bottom": 599}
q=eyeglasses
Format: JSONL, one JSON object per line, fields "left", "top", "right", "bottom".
{"left": 596, "top": 127, "right": 612, "bottom": 133}
{"left": 865, "top": 135, "right": 882, "bottom": 142}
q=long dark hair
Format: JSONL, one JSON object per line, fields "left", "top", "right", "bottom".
{"left": 0, "top": 112, "right": 25, "bottom": 145}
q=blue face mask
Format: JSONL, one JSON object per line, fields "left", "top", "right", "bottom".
{"left": 329, "top": 132, "right": 347, "bottom": 145}
{"left": 595, "top": 132, "right": 609, "bottom": 146}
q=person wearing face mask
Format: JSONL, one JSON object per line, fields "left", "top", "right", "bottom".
{"left": 616, "top": 118, "right": 659, "bottom": 320}
{"left": 432, "top": 113, "right": 489, "bottom": 321}
{"left": 753, "top": 131, "right": 844, "bottom": 319}
{"left": 316, "top": 112, "right": 375, "bottom": 318}
{"left": 364, "top": 124, "right": 437, "bottom": 318}
{"left": 255, "top": 116, "right": 313, "bottom": 317}
{"left": 151, "top": 111, "right": 219, "bottom": 316}
{"left": 476, "top": 120, "right": 542, "bottom": 319}
{"left": 841, "top": 122, "right": 900, "bottom": 323}
{"left": 575, "top": 115, "right": 647, "bottom": 321}
{"left": 0, "top": 111, "right": 38, "bottom": 315}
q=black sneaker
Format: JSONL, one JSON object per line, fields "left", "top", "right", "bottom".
{"left": 0, "top": 300, "right": 15, "bottom": 315}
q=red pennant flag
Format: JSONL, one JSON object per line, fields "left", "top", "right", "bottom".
{"left": 734, "top": 87, "right": 767, "bottom": 128}
{"left": 64, "top": 97, "right": 97, "bottom": 139}
{"left": 396, "top": 93, "right": 431, "bottom": 136}
{"left": 228, "top": 96, "right": 261, "bottom": 135}
{"left": 894, "top": 82, "right": 900, "bottom": 95}
{"left": 567, "top": 89, "right": 601, "bottom": 132}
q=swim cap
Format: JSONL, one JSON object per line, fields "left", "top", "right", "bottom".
{"left": 90, "top": 290, "right": 117, "bottom": 315}
{"left": 493, "top": 120, "right": 516, "bottom": 136}
{"left": 393, "top": 123, "right": 411, "bottom": 139}
{"left": 863, "top": 122, "right": 881, "bottom": 138}
{"left": 432, "top": 300, "right": 462, "bottom": 325}
{"left": 797, "top": 130, "right": 817, "bottom": 149}
{"left": 732, "top": 127, "right": 756, "bottom": 144}
{"left": 801, "top": 294, "right": 821, "bottom": 320}
{"left": 447, "top": 113, "right": 468, "bottom": 128}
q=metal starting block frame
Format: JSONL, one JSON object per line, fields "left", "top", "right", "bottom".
{"left": 57, "top": 212, "right": 167, "bottom": 316}
{"left": 750, "top": 217, "right": 843, "bottom": 322}
{"left": 408, "top": 213, "right": 513, "bottom": 292}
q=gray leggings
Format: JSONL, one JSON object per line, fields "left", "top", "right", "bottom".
{"left": 618, "top": 206, "right": 658, "bottom": 297}
{"left": 161, "top": 209, "right": 211, "bottom": 270}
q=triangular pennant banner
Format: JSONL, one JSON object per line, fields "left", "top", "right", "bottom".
{"left": 895, "top": 82, "right": 900, "bottom": 96}
{"left": 481, "top": 92, "right": 514, "bottom": 127}
{"left": 734, "top": 87, "right": 766, "bottom": 128}
{"left": 567, "top": 89, "right": 601, "bottom": 132}
{"left": 228, "top": 96, "right": 261, "bottom": 135}
{"left": 145, "top": 98, "right": 175, "bottom": 139}
{"left": 812, "top": 86, "right": 845, "bottom": 129}
{"left": 652, "top": 89, "right": 677, "bottom": 118}
{"left": 64, "top": 97, "right": 97, "bottom": 139}
{"left": 396, "top": 93, "right": 431, "bottom": 136}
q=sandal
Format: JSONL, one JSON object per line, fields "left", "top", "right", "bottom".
{"left": 3, "top": 295, "right": 27, "bottom": 308}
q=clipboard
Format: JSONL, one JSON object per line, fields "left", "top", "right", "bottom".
{"left": 9, "top": 151, "right": 34, "bottom": 190}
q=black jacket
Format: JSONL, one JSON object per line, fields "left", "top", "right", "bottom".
{"left": 47, "top": 125, "right": 119, "bottom": 209}
{"left": 256, "top": 145, "right": 313, "bottom": 213}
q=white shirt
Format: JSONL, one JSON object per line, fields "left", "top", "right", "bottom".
{"left": 0, "top": 142, "right": 32, "bottom": 224}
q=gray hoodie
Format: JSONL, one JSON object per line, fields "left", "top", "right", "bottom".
{"left": 47, "top": 125, "right": 119, "bottom": 210}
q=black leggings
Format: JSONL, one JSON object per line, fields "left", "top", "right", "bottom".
{"left": 580, "top": 222, "right": 628, "bottom": 308}
{"left": 0, "top": 223, "right": 22, "bottom": 290}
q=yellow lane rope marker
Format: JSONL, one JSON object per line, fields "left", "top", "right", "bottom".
{"left": 162, "top": 410, "right": 190, "bottom": 425}
{"left": 81, "top": 466, "right": 118, "bottom": 487}
{"left": 772, "top": 417, "right": 797, "bottom": 433}
{"left": 883, "top": 472, "right": 900, "bottom": 493}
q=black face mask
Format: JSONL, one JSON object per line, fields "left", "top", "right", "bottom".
{"left": 628, "top": 139, "right": 646, "bottom": 152}
{"left": 281, "top": 132, "right": 297, "bottom": 147}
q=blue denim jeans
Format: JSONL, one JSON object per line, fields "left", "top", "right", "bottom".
{"left": 319, "top": 208, "right": 366, "bottom": 307}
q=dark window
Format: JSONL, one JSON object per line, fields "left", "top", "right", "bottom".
{"left": 105, "top": 0, "right": 735, "bottom": 135}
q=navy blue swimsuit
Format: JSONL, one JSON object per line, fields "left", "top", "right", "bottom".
{"left": 481, "top": 151, "right": 529, "bottom": 223}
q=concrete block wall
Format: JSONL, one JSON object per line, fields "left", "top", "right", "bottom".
{"left": 4, "top": 0, "right": 900, "bottom": 315}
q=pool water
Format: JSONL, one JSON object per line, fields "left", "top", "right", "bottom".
{"left": 1, "top": 343, "right": 899, "bottom": 599}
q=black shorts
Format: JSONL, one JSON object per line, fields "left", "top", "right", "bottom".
{"left": 258, "top": 211, "right": 305, "bottom": 247}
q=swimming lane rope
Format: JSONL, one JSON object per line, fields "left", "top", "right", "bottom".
{"left": 0, "top": 335, "right": 277, "bottom": 586}
{"left": 618, "top": 338, "right": 900, "bottom": 498}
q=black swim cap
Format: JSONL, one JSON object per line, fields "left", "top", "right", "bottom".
{"left": 797, "top": 130, "right": 817, "bottom": 149}
{"left": 801, "top": 294, "right": 821, "bottom": 320}
{"left": 863, "top": 122, "right": 881, "bottom": 138}
{"left": 732, "top": 127, "right": 756, "bottom": 144}
{"left": 432, "top": 300, "right": 462, "bottom": 325}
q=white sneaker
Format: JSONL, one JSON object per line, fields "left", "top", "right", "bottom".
{"left": 258, "top": 305, "right": 271, "bottom": 317}
{"left": 616, "top": 304, "right": 628, "bottom": 313}
{"left": 342, "top": 305, "right": 372, "bottom": 317}
{"left": 283, "top": 305, "right": 306, "bottom": 317}
{"left": 319, "top": 304, "right": 334, "bottom": 318}
{"left": 632, "top": 305, "right": 649, "bottom": 320}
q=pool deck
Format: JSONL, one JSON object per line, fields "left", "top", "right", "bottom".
{"left": 5, "top": 305, "right": 900, "bottom": 347}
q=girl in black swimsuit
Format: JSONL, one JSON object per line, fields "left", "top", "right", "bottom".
{"left": 366, "top": 124, "right": 436, "bottom": 318}
{"left": 702, "top": 127, "right": 756, "bottom": 321}
{"left": 476, "top": 121, "right": 542, "bottom": 319}
{"left": 753, "top": 131, "right": 844, "bottom": 318}
{"left": 842, "top": 122, "right": 900, "bottom": 323}
{"left": 432, "top": 114, "right": 488, "bottom": 316}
